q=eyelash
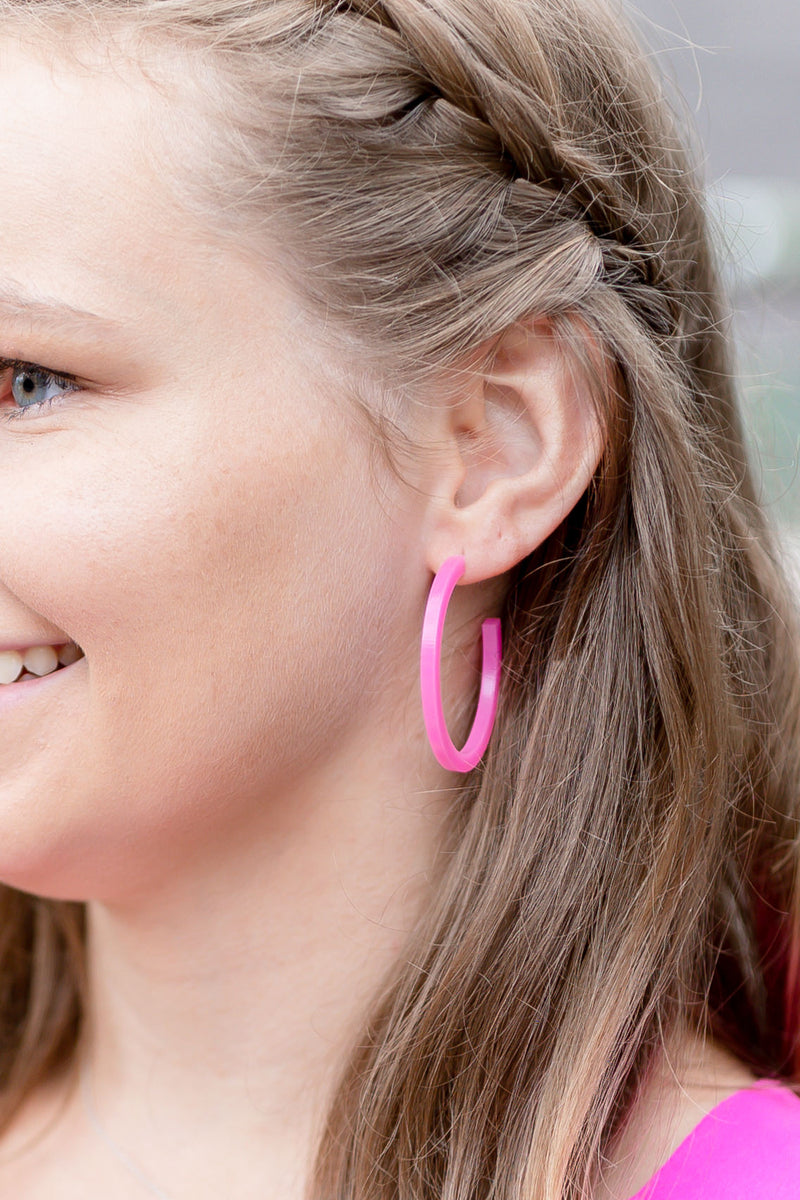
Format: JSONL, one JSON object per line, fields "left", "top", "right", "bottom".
{"left": 0, "top": 356, "right": 81, "bottom": 422}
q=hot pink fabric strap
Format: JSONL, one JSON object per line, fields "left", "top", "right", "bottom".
{"left": 628, "top": 1080, "right": 800, "bottom": 1199}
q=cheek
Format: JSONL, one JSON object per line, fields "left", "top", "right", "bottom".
{"left": 0, "top": 411, "right": 403, "bottom": 897}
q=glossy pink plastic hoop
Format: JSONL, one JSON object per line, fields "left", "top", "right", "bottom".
{"left": 420, "top": 555, "right": 502, "bottom": 772}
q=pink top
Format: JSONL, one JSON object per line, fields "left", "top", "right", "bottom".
{"left": 626, "top": 1079, "right": 800, "bottom": 1199}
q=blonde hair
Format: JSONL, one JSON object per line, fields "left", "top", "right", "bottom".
{"left": 1, "top": 2, "right": 799, "bottom": 1197}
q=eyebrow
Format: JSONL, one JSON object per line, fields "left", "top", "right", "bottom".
{"left": 0, "top": 282, "right": 125, "bottom": 338}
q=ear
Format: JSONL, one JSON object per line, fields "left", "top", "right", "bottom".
{"left": 422, "top": 316, "right": 608, "bottom": 584}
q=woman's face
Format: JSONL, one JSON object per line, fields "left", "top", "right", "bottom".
{"left": 0, "top": 38, "right": 428, "bottom": 901}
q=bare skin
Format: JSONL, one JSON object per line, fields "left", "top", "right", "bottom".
{"left": 594, "top": 1032, "right": 759, "bottom": 1199}
{"left": 0, "top": 1027, "right": 757, "bottom": 1199}
{"left": 0, "top": 29, "right": 760, "bottom": 1200}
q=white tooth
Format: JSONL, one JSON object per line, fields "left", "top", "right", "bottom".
{"left": 22, "top": 645, "right": 59, "bottom": 677}
{"left": 57, "top": 643, "right": 82, "bottom": 667}
{"left": 0, "top": 650, "right": 24, "bottom": 685}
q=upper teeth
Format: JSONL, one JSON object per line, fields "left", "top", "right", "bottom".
{"left": 0, "top": 643, "right": 84, "bottom": 685}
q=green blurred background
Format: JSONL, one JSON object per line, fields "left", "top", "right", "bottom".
{"left": 627, "top": 1, "right": 800, "bottom": 573}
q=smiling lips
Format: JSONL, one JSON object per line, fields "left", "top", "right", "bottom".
{"left": 0, "top": 642, "right": 84, "bottom": 685}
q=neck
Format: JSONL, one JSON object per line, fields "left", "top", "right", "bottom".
{"left": 74, "top": 740, "right": 452, "bottom": 1199}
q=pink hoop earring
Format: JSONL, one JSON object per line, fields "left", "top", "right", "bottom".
{"left": 420, "top": 555, "right": 502, "bottom": 772}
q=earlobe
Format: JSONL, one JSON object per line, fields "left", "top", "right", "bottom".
{"left": 424, "top": 316, "right": 607, "bottom": 584}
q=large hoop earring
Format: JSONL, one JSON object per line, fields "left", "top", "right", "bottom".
{"left": 420, "top": 555, "right": 502, "bottom": 772}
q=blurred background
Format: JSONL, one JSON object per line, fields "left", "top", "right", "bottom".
{"left": 626, "top": 0, "right": 800, "bottom": 580}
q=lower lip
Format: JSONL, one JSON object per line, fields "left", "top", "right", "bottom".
{"left": 0, "top": 659, "right": 83, "bottom": 714}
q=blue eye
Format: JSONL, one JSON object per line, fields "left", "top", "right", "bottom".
{"left": 0, "top": 357, "right": 80, "bottom": 420}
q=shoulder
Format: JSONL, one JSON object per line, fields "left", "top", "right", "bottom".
{"left": 632, "top": 1082, "right": 800, "bottom": 1200}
